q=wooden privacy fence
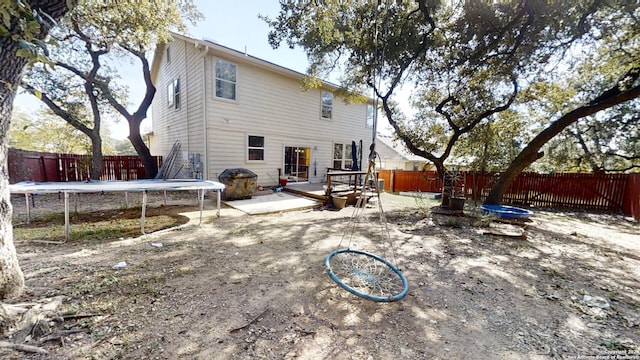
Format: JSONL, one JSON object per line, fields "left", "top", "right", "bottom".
{"left": 8, "top": 148, "right": 161, "bottom": 183}
{"left": 378, "top": 169, "right": 639, "bottom": 220}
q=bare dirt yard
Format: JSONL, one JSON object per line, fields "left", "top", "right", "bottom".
{"left": 2, "top": 191, "right": 639, "bottom": 359}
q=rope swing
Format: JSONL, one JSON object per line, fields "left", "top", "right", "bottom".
{"left": 324, "top": 1, "right": 409, "bottom": 302}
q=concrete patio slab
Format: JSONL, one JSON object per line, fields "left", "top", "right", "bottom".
{"left": 223, "top": 192, "right": 321, "bottom": 215}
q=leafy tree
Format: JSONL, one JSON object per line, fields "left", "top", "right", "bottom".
{"left": 21, "top": 0, "right": 202, "bottom": 178}
{"left": 9, "top": 108, "right": 91, "bottom": 153}
{"left": 485, "top": 3, "right": 640, "bottom": 203}
{"left": 0, "top": 0, "right": 74, "bottom": 301}
{"left": 571, "top": 103, "right": 640, "bottom": 173}
{"left": 21, "top": 48, "right": 115, "bottom": 178}
{"left": 526, "top": 103, "right": 640, "bottom": 173}
{"left": 110, "top": 138, "right": 137, "bottom": 155}
{"left": 451, "top": 109, "right": 526, "bottom": 172}
{"left": 266, "top": 1, "right": 639, "bottom": 205}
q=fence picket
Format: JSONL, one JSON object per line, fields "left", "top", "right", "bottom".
{"left": 373, "top": 169, "right": 635, "bottom": 218}
{"left": 8, "top": 149, "right": 162, "bottom": 183}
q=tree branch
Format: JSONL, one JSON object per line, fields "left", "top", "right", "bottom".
{"left": 570, "top": 124, "right": 601, "bottom": 172}
{"left": 435, "top": 96, "right": 458, "bottom": 131}
{"left": 19, "top": 82, "right": 94, "bottom": 137}
{"left": 485, "top": 77, "right": 640, "bottom": 204}
{"left": 134, "top": 49, "right": 157, "bottom": 121}
{"left": 53, "top": 61, "right": 86, "bottom": 78}
{"left": 606, "top": 152, "right": 640, "bottom": 161}
{"left": 416, "top": 0, "right": 437, "bottom": 30}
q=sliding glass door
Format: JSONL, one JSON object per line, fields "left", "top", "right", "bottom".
{"left": 284, "top": 146, "right": 310, "bottom": 182}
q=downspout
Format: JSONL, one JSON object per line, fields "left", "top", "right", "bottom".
{"left": 202, "top": 47, "right": 209, "bottom": 179}
{"left": 184, "top": 41, "right": 190, "bottom": 154}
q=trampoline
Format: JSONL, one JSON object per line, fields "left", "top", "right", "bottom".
{"left": 9, "top": 179, "right": 225, "bottom": 243}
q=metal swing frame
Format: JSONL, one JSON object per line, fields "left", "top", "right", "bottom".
{"left": 324, "top": 1, "right": 409, "bottom": 302}
{"left": 325, "top": 144, "right": 409, "bottom": 302}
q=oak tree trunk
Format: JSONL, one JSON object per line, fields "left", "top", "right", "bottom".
{"left": 0, "top": 50, "right": 25, "bottom": 299}
{"left": 485, "top": 78, "right": 640, "bottom": 205}
{"left": 129, "top": 119, "right": 157, "bottom": 178}
{"left": 90, "top": 132, "right": 103, "bottom": 180}
{"left": 0, "top": 0, "right": 73, "bottom": 300}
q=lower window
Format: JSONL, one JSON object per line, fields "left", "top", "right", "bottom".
{"left": 248, "top": 135, "right": 265, "bottom": 161}
{"left": 333, "top": 143, "right": 355, "bottom": 170}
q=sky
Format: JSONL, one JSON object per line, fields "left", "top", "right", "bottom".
{"left": 188, "top": 0, "right": 310, "bottom": 73}
{"left": 14, "top": 0, "right": 311, "bottom": 140}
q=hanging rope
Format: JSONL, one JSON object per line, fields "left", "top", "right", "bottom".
{"left": 324, "top": 1, "right": 408, "bottom": 302}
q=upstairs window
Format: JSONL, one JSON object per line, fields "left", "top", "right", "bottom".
{"left": 366, "top": 104, "right": 374, "bottom": 128}
{"left": 167, "top": 82, "right": 173, "bottom": 107}
{"left": 247, "top": 135, "right": 265, "bottom": 161}
{"left": 321, "top": 91, "right": 333, "bottom": 119}
{"left": 215, "top": 59, "right": 237, "bottom": 100}
{"left": 167, "top": 79, "right": 180, "bottom": 109}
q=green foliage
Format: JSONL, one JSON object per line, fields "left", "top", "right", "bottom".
{"left": 19, "top": 0, "right": 202, "bottom": 178}
{"left": 110, "top": 138, "right": 137, "bottom": 155}
{"left": 9, "top": 109, "right": 91, "bottom": 153}
{"left": 68, "top": 0, "right": 202, "bottom": 53}
{"left": 452, "top": 110, "right": 525, "bottom": 172}
{"left": 0, "top": 0, "right": 72, "bottom": 65}
{"left": 265, "top": 1, "right": 640, "bottom": 176}
{"left": 532, "top": 102, "right": 640, "bottom": 173}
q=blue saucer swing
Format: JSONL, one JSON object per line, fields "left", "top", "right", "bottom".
{"left": 481, "top": 205, "right": 533, "bottom": 219}
{"left": 325, "top": 4, "right": 408, "bottom": 302}
{"left": 324, "top": 149, "right": 409, "bottom": 302}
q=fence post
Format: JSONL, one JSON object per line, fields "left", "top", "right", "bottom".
{"left": 623, "top": 174, "right": 640, "bottom": 222}
{"left": 390, "top": 170, "right": 395, "bottom": 192}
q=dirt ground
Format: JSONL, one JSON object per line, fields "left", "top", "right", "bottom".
{"left": 2, "top": 191, "right": 639, "bottom": 359}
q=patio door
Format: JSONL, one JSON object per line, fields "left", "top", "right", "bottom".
{"left": 284, "top": 146, "right": 310, "bottom": 182}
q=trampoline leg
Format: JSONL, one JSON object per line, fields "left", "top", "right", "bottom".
{"left": 198, "top": 189, "right": 205, "bottom": 225}
{"left": 216, "top": 190, "right": 221, "bottom": 217}
{"left": 64, "top": 192, "right": 70, "bottom": 243}
{"left": 25, "top": 194, "right": 31, "bottom": 224}
{"left": 141, "top": 190, "right": 147, "bottom": 235}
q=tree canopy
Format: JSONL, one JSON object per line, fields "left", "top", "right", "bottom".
{"left": 9, "top": 109, "right": 91, "bottom": 153}
{"left": 265, "top": 0, "right": 640, "bottom": 204}
{"left": 20, "top": 0, "right": 202, "bottom": 178}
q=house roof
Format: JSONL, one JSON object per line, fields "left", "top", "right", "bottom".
{"left": 376, "top": 134, "right": 426, "bottom": 162}
{"left": 151, "top": 32, "right": 354, "bottom": 95}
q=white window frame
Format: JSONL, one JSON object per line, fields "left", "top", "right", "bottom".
{"left": 166, "top": 82, "right": 173, "bottom": 108}
{"left": 215, "top": 59, "right": 237, "bottom": 101}
{"left": 321, "top": 91, "right": 333, "bottom": 119}
{"left": 366, "top": 104, "right": 374, "bottom": 128}
{"left": 167, "top": 78, "right": 180, "bottom": 109}
{"left": 332, "top": 142, "right": 354, "bottom": 170}
{"left": 173, "top": 78, "right": 180, "bottom": 110}
{"left": 247, "top": 135, "right": 265, "bottom": 162}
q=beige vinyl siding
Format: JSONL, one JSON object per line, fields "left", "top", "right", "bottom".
{"left": 205, "top": 54, "right": 372, "bottom": 185}
{"left": 184, "top": 44, "right": 205, "bottom": 157}
{"left": 152, "top": 36, "right": 373, "bottom": 185}
{"left": 151, "top": 40, "right": 189, "bottom": 157}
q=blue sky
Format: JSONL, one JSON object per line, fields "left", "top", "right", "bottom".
{"left": 15, "top": 0, "right": 310, "bottom": 139}
{"left": 188, "top": 0, "right": 309, "bottom": 73}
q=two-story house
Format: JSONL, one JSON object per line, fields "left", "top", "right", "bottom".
{"left": 149, "top": 32, "right": 375, "bottom": 187}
